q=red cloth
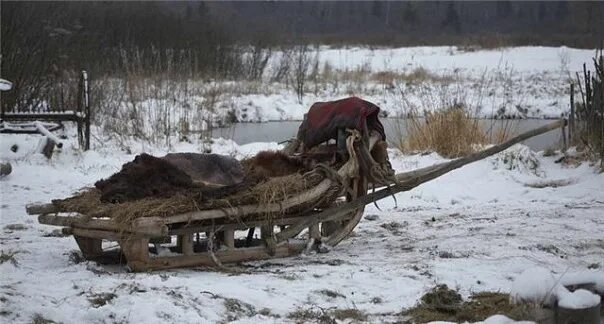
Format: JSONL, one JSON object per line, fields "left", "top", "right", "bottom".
{"left": 296, "top": 97, "right": 386, "bottom": 149}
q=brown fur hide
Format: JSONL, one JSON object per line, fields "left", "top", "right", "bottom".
{"left": 95, "top": 153, "right": 244, "bottom": 203}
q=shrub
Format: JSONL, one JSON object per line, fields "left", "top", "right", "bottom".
{"left": 398, "top": 108, "right": 487, "bottom": 158}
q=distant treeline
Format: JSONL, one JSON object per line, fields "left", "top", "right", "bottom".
{"left": 211, "top": 1, "right": 603, "bottom": 48}
{"left": 1, "top": 1, "right": 602, "bottom": 111}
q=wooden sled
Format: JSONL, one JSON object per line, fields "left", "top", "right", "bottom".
{"left": 27, "top": 120, "right": 566, "bottom": 272}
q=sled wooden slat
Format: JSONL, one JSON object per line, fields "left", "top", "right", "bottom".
{"left": 72, "top": 228, "right": 121, "bottom": 241}
{"left": 143, "top": 241, "right": 307, "bottom": 271}
{"left": 167, "top": 215, "right": 309, "bottom": 235}
{"left": 38, "top": 214, "right": 168, "bottom": 237}
{"left": 26, "top": 203, "right": 59, "bottom": 215}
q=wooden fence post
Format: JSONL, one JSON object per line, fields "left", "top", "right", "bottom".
{"left": 569, "top": 83, "right": 574, "bottom": 144}
{"left": 83, "top": 70, "right": 91, "bottom": 151}
{"left": 77, "top": 72, "right": 83, "bottom": 148}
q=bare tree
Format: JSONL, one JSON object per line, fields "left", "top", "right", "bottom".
{"left": 292, "top": 44, "right": 311, "bottom": 104}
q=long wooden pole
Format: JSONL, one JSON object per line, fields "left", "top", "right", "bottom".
{"left": 276, "top": 119, "right": 567, "bottom": 242}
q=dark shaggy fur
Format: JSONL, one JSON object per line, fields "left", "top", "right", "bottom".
{"left": 371, "top": 140, "right": 389, "bottom": 165}
{"left": 242, "top": 151, "right": 310, "bottom": 182}
{"left": 95, "top": 153, "right": 193, "bottom": 203}
{"left": 95, "top": 153, "right": 245, "bottom": 203}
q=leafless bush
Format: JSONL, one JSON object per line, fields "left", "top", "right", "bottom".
{"left": 292, "top": 44, "right": 312, "bottom": 103}
{"left": 270, "top": 46, "right": 294, "bottom": 84}
{"left": 572, "top": 49, "right": 603, "bottom": 164}
{"left": 243, "top": 45, "right": 272, "bottom": 81}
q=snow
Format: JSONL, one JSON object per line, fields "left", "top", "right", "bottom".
{"left": 430, "top": 314, "right": 536, "bottom": 324}
{"left": 0, "top": 78, "right": 12, "bottom": 91}
{"left": 559, "top": 270, "right": 604, "bottom": 294}
{"left": 557, "top": 289, "right": 601, "bottom": 309}
{"left": 509, "top": 267, "right": 604, "bottom": 308}
{"left": 510, "top": 267, "right": 559, "bottom": 306}
{"left": 1, "top": 123, "right": 603, "bottom": 322}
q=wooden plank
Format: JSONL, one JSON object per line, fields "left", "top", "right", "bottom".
{"left": 181, "top": 234, "right": 194, "bottom": 256}
{"left": 26, "top": 203, "right": 59, "bottom": 215}
{"left": 309, "top": 224, "right": 321, "bottom": 240}
{"left": 73, "top": 235, "right": 103, "bottom": 259}
{"left": 37, "top": 214, "right": 168, "bottom": 237}
{"left": 223, "top": 230, "right": 235, "bottom": 249}
{"left": 168, "top": 215, "right": 309, "bottom": 235}
{"left": 120, "top": 238, "right": 150, "bottom": 272}
{"left": 38, "top": 214, "right": 85, "bottom": 227}
{"left": 35, "top": 121, "right": 63, "bottom": 148}
{"left": 1, "top": 112, "right": 81, "bottom": 122}
{"left": 163, "top": 179, "right": 333, "bottom": 224}
{"left": 72, "top": 228, "right": 121, "bottom": 241}
{"left": 143, "top": 241, "right": 306, "bottom": 271}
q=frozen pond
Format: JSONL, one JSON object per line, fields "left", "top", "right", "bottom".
{"left": 212, "top": 118, "right": 566, "bottom": 152}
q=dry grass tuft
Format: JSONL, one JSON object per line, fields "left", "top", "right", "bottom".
{"left": 403, "top": 285, "right": 541, "bottom": 322}
{"left": 50, "top": 170, "right": 331, "bottom": 227}
{"left": 399, "top": 108, "right": 488, "bottom": 158}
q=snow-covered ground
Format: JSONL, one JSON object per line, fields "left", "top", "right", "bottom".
{"left": 1, "top": 128, "right": 602, "bottom": 323}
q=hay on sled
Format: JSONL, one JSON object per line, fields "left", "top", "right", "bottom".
{"left": 50, "top": 168, "right": 340, "bottom": 227}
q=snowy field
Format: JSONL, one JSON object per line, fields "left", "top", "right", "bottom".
{"left": 209, "top": 46, "right": 594, "bottom": 120}
{"left": 93, "top": 46, "right": 598, "bottom": 143}
{"left": 1, "top": 128, "right": 603, "bottom": 323}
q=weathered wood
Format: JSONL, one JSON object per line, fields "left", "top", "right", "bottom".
{"left": 223, "top": 230, "right": 235, "bottom": 249}
{"left": 73, "top": 235, "right": 103, "bottom": 259}
{"left": 72, "top": 228, "right": 121, "bottom": 241}
{"left": 120, "top": 238, "right": 150, "bottom": 272}
{"left": 309, "top": 224, "right": 320, "bottom": 240}
{"left": 38, "top": 214, "right": 86, "bottom": 227}
{"left": 168, "top": 215, "right": 310, "bottom": 236}
{"left": 143, "top": 241, "right": 306, "bottom": 271}
{"left": 37, "top": 214, "right": 168, "bottom": 237}
{"left": 26, "top": 203, "right": 59, "bottom": 215}
{"left": 149, "top": 236, "right": 172, "bottom": 244}
{"left": 181, "top": 234, "right": 194, "bottom": 255}
{"left": 570, "top": 83, "right": 574, "bottom": 143}
{"left": 35, "top": 121, "right": 63, "bottom": 148}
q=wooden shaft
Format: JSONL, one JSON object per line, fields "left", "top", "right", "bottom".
{"left": 276, "top": 119, "right": 567, "bottom": 242}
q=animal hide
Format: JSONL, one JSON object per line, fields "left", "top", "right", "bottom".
{"left": 95, "top": 153, "right": 244, "bottom": 203}
{"left": 296, "top": 97, "right": 386, "bottom": 150}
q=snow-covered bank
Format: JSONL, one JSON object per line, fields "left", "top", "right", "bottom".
{"left": 1, "top": 130, "right": 603, "bottom": 323}
{"left": 92, "top": 46, "right": 595, "bottom": 143}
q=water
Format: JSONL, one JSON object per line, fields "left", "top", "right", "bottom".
{"left": 212, "top": 118, "right": 566, "bottom": 152}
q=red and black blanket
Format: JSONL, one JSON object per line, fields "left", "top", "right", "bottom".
{"left": 296, "top": 97, "right": 386, "bottom": 149}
